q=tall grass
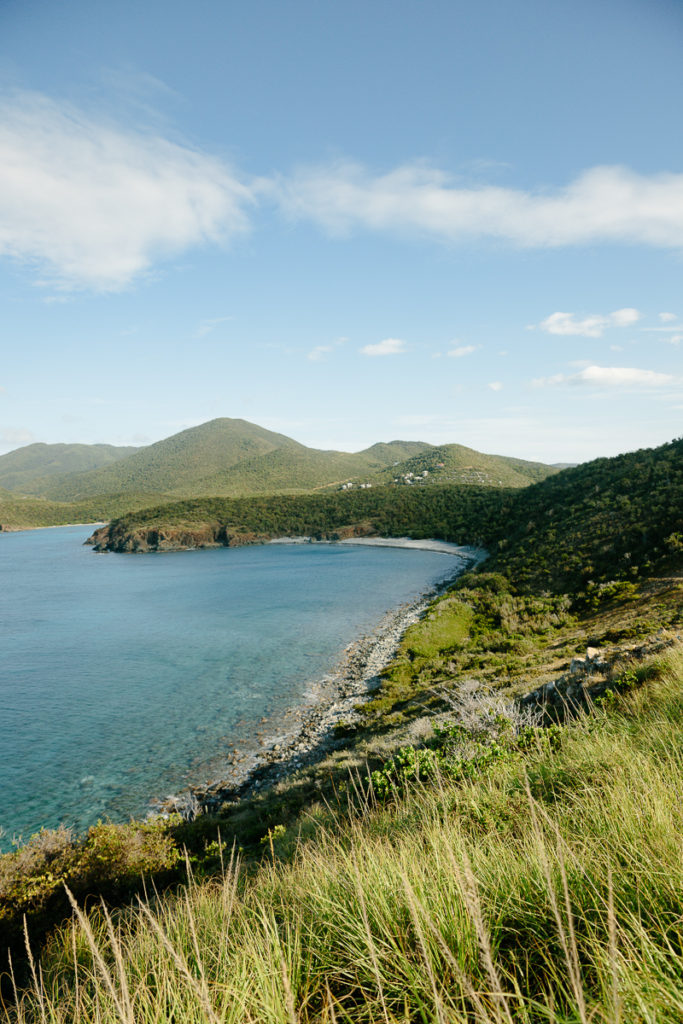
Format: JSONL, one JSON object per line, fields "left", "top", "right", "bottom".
{"left": 6, "top": 645, "right": 683, "bottom": 1023}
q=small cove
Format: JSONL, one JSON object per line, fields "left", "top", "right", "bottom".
{"left": 1, "top": 526, "right": 466, "bottom": 848}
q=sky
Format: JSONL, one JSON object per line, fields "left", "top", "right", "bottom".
{"left": 0, "top": 0, "right": 682, "bottom": 464}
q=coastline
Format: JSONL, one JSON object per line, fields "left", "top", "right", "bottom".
{"left": 154, "top": 542, "right": 485, "bottom": 819}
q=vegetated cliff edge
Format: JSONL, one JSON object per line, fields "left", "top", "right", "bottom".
{"left": 86, "top": 519, "right": 379, "bottom": 553}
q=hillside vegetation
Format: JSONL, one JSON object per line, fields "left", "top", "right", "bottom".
{"left": 0, "top": 443, "right": 139, "bottom": 495}
{"left": 92, "top": 438, "right": 683, "bottom": 594}
{"left": 0, "top": 419, "right": 556, "bottom": 520}
{"left": 370, "top": 441, "right": 559, "bottom": 489}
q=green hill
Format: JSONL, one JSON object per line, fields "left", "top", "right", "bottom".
{"left": 0, "top": 442, "right": 139, "bottom": 494}
{"left": 94, "top": 437, "right": 683, "bottom": 596}
{"left": 372, "top": 442, "right": 560, "bottom": 489}
{"left": 34, "top": 418, "right": 304, "bottom": 501}
{"left": 190, "top": 439, "right": 437, "bottom": 496}
{"left": 0, "top": 422, "right": 556, "bottom": 517}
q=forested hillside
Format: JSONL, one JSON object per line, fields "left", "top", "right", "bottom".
{"left": 0, "top": 443, "right": 139, "bottom": 494}
{"left": 0, "top": 419, "right": 555, "bottom": 518}
{"left": 92, "top": 437, "right": 683, "bottom": 594}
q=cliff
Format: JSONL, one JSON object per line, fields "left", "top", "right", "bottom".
{"left": 85, "top": 521, "right": 378, "bottom": 553}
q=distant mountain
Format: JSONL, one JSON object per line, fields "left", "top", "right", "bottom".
{"left": 188, "top": 439, "right": 437, "bottom": 497}
{"left": 371, "top": 443, "right": 559, "bottom": 490}
{"left": 28, "top": 419, "right": 304, "bottom": 502}
{"left": 0, "top": 442, "right": 139, "bottom": 494}
{"left": 0, "top": 419, "right": 559, "bottom": 523}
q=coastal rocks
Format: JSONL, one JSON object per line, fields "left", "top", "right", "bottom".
{"left": 86, "top": 523, "right": 271, "bottom": 553}
{"left": 151, "top": 555, "right": 479, "bottom": 820}
{"left": 518, "top": 637, "right": 675, "bottom": 721}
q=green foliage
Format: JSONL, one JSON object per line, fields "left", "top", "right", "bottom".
{"left": 371, "top": 440, "right": 559, "bottom": 489}
{"left": 0, "top": 443, "right": 139, "bottom": 496}
{"left": 2, "top": 418, "right": 554, "bottom": 515}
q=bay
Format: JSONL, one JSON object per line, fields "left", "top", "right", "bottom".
{"left": 1, "top": 525, "right": 461, "bottom": 848}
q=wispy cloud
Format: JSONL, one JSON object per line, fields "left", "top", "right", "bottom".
{"left": 488, "top": 381, "right": 503, "bottom": 391}
{"left": 195, "top": 316, "right": 233, "bottom": 338}
{"left": 275, "top": 162, "right": 683, "bottom": 249}
{"left": 360, "top": 337, "right": 406, "bottom": 357}
{"left": 308, "top": 345, "right": 333, "bottom": 362}
{"left": 536, "top": 308, "right": 640, "bottom": 338}
{"left": 659, "top": 312, "right": 677, "bottom": 322}
{"left": 532, "top": 365, "right": 675, "bottom": 388}
{"left": 0, "top": 90, "right": 255, "bottom": 290}
{"left": 307, "top": 336, "right": 347, "bottom": 361}
{"left": 447, "top": 344, "right": 478, "bottom": 358}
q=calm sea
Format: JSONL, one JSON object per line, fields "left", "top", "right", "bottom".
{"left": 0, "top": 526, "right": 461, "bottom": 847}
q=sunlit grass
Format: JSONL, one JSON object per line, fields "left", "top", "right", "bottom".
{"left": 5, "top": 644, "right": 683, "bottom": 1022}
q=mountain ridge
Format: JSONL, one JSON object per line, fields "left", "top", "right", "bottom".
{"left": 0, "top": 418, "right": 557, "bottom": 514}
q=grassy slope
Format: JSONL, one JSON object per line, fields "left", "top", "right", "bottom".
{"left": 7, "top": 643, "right": 683, "bottom": 1022}
{"left": 0, "top": 443, "right": 139, "bottom": 495}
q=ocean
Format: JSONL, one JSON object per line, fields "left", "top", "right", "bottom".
{"left": 1, "top": 525, "right": 463, "bottom": 847}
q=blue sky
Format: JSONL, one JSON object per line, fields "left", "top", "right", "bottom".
{"left": 0, "top": 0, "right": 681, "bottom": 463}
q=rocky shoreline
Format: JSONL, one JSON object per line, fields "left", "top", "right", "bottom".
{"left": 152, "top": 547, "right": 482, "bottom": 820}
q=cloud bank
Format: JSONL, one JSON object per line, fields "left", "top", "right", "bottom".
{"left": 4, "top": 89, "right": 683, "bottom": 294}
{"left": 533, "top": 365, "right": 675, "bottom": 388}
{"left": 0, "top": 92, "right": 254, "bottom": 290}
{"left": 277, "top": 162, "right": 683, "bottom": 249}
{"left": 537, "top": 308, "right": 641, "bottom": 338}
{"left": 360, "top": 338, "right": 406, "bottom": 357}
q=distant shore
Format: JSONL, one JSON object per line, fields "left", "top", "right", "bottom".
{"left": 154, "top": 542, "right": 485, "bottom": 819}
{"left": 0, "top": 521, "right": 105, "bottom": 533}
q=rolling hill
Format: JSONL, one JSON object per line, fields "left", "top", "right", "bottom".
{"left": 0, "top": 418, "right": 558, "bottom": 526}
{"left": 0, "top": 442, "right": 139, "bottom": 494}
{"left": 23, "top": 419, "right": 304, "bottom": 502}
{"left": 370, "top": 442, "right": 558, "bottom": 489}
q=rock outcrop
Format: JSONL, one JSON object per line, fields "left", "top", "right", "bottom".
{"left": 85, "top": 520, "right": 379, "bottom": 553}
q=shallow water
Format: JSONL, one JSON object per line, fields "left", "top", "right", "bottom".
{"left": 0, "top": 526, "right": 461, "bottom": 847}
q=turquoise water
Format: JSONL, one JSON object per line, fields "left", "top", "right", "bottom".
{"left": 0, "top": 526, "right": 461, "bottom": 847}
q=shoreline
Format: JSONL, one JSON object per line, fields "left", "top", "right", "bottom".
{"left": 153, "top": 542, "right": 485, "bottom": 819}
{"left": 0, "top": 521, "right": 105, "bottom": 533}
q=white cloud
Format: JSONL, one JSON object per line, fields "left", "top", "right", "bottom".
{"left": 659, "top": 312, "right": 677, "bottom": 322}
{"left": 533, "top": 365, "right": 675, "bottom": 388}
{"left": 537, "top": 308, "right": 641, "bottom": 338}
{"left": 610, "top": 307, "right": 640, "bottom": 327}
{"left": 276, "top": 162, "right": 683, "bottom": 249}
{"left": 360, "top": 337, "right": 406, "bottom": 357}
{"left": 666, "top": 334, "right": 683, "bottom": 346}
{"left": 488, "top": 381, "right": 503, "bottom": 391}
{"left": 447, "top": 344, "right": 477, "bottom": 358}
{"left": 0, "top": 91, "right": 254, "bottom": 290}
